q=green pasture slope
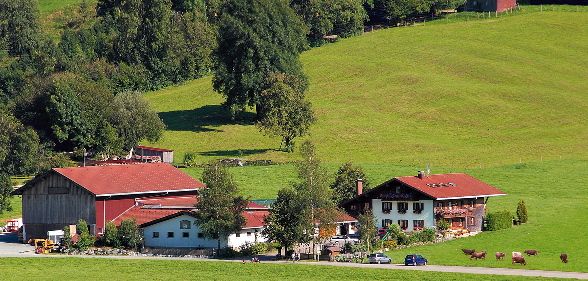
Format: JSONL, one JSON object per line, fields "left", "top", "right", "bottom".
{"left": 0, "top": 258, "right": 561, "bottom": 280}
{"left": 144, "top": 10, "right": 588, "bottom": 167}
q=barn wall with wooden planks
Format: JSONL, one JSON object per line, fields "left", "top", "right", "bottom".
{"left": 21, "top": 172, "right": 96, "bottom": 240}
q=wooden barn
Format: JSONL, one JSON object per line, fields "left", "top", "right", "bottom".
{"left": 13, "top": 163, "right": 204, "bottom": 241}
{"left": 134, "top": 146, "right": 174, "bottom": 163}
{"left": 464, "top": 0, "right": 517, "bottom": 12}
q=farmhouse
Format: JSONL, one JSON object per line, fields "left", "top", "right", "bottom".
{"left": 341, "top": 172, "right": 506, "bottom": 233}
{"left": 13, "top": 163, "right": 204, "bottom": 240}
{"left": 139, "top": 202, "right": 270, "bottom": 249}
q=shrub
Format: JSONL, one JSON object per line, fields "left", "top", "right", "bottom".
{"left": 75, "top": 219, "right": 95, "bottom": 250}
{"left": 184, "top": 152, "right": 199, "bottom": 167}
{"left": 118, "top": 219, "right": 142, "bottom": 250}
{"left": 436, "top": 219, "right": 450, "bottom": 232}
{"left": 62, "top": 225, "right": 72, "bottom": 248}
{"left": 382, "top": 240, "right": 397, "bottom": 250}
{"left": 516, "top": 200, "right": 528, "bottom": 223}
{"left": 240, "top": 242, "right": 268, "bottom": 256}
{"left": 486, "top": 211, "right": 513, "bottom": 231}
{"left": 102, "top": 221, "right": 119, "bottom": 248}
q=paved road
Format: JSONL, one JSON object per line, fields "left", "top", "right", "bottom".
{"left": 1, "top": 233, "right": 586, "bottom": 280}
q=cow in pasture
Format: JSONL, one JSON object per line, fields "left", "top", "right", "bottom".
{"left": 470, "top": 251, "right": 486, "bottom": 260}
{"left": 512, "top": 252, "right": 523, "bottom": 258}
{"left": 462, "top": 249, "right": 475, "bottom": 255}
{"left": 524, "top": 250, "right": 539, "bottom": 256}
{"left": 512, "top": 256, "right": 526, "bottom": 265}
{"left": 495, "top": 252, "right": 505, "bottom": 260}
{"left": 560, "top": 253, "right": 568, "bottom": 263}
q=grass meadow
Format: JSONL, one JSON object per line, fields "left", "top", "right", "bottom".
{"left": 0, "top": 258, "right": 562, "bottom": 280}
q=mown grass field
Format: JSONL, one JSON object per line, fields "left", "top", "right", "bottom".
{"left": 0, "top": 258, "right": 561, "bottom": 280}
{"left": 144, "top": 9, "right": 588, "bottom": 168}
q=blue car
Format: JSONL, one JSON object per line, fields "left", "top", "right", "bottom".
{"left": 404, "top": 254, "right": 427, "bottom": 266}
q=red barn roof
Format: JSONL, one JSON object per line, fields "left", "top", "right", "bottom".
{"left": 242, "top": 210, "right": 269, "bottom": 229}
{"left": 113, "top": 206, "right": 183, "bottom": 226}
{"left": 53, "top": 163, "right": 204, "bottom": 197}
{"left": 396, "top": 173, "right": 506, "bottom": 199}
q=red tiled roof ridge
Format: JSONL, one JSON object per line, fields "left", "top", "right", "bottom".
{"left": 395, "top": 173, "right": 506, "bottom": 199}
{"left": 53, "top": 163, "right": 204, "bottom": 196}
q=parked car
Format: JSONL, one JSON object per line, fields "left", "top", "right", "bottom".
{"left": 368, "top": 253, "right": 392, "bottom": 264}
{"left": 330, "top": 235, "right": 359, "bottom": 244}
{"left": 404, "top": 254, "right": 428, "bottom": 266}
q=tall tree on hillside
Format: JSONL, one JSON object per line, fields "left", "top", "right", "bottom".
{"left": 212, "top": 0, "right": 308, "bottom": 117}
{"left": 263, "top": 188, "right": 311, "bottom": 256}
{"left": 110, "top": 91, "right": 165, "bottom": 152}
{"left": 358, "top": 209, "right": 377, "bottom": 253}
{"left": 0, "top": 108, "right": 40, "bottom": 176}
{"left": 0, "top": 0, "right": 40, "bottom": 56}
{"left": 294, "top": 141, "right": 338, "bottom": 249}
{"left": 256, "top": 73, "right": 314, "bottom": 152}
{"left": 196, "top": 163, "right": 248, "bottom": 252}
{"left": 331, "top": 162, "right": 369, "bottom": 206}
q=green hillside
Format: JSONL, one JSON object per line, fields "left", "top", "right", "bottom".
{"left": 144, "top": 10, "right": 588, "bottom": 168}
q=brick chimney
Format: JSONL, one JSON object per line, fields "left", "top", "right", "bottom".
{"left": 356, "top": 178, "right": 363, "bottom": 195}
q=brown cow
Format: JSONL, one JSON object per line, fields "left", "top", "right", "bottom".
{"left": 524, "top": 250, "right": 539, "bottom": 256}
{"left": 462, "top": 249, "right": 476, "bottom": 255}
{"left": 495, "top": 252, "right": 505, "bottom": 260}
{"left": 470, "top": 251, "right": 486, "bottom": 260}
{"left": 560, "top": 253, "right": 568, "bottom": 263}
{"left": 512, "top": 256, "right": 526, "bottom": 265}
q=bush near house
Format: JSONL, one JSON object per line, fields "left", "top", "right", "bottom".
{"left": 486, "top": 211, "right": 513, "bottom": 231}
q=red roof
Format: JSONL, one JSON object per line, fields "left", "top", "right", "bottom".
{"left": 242, "top": 210, "right": 269, "bottom": 229}
{"left": 112, "top": 206, "right": 182, "bottom": 226}
{"left": 53, "top": 163, "right": 204, "bottom": 196}
{"left": 336, "top": 211, "right": 357, "bottom": 223}
{"left": 395, "top": 173, "right": 506, "bottom": 199}
{"left": 136, "top": 145, "right": 173, "bottom": 152}
{"left": 137, "top": 195, "right": 198, "bottom": 207}
{"left": 246, "top": 202, "right": 269, "bottom": 210}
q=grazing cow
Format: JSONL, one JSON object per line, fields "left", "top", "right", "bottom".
{"left": 462, "top": 249, "right": 476, "bottom": 255}
{"left": 560, "top": 253, "right": 568, "bottom": 263}
{"left": 524, "top": 250, "right": 539, "bottom": 256}
{"left": 495, "top": 252, "right": 505, "bottom": 260}
{"left": 470, "top": 251, "right": 486, "bottom": 260}
{"left": 512, "top": 252, "right": 523, "bottom": 258}
{"left": 512, "top": 256, "right": 526, "bottom": 265}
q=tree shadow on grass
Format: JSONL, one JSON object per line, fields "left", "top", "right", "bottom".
{"left": 198, "top": 148, "right": 276, "bottom": 158}
{"left": 158, "top": 105, "right": 256, "bottom": 132}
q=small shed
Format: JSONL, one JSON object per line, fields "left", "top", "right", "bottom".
{"left": 135, "top": 146, "right": 174, "bottom": 163}
{"left": 464, "top": 0, "right": 517, "bottom": 12}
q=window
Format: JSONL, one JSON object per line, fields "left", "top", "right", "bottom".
{"left": 182, "top": 232, "right": 189, "bottom": 238}
{"left": 152, "top": 232, "right": 160, "bottom": 238}
{"left": 413, "top": 202, "right": 424, "bottom": 214}
{"left": 469, "top": 217, "right": 475, "bottom": 225}
{"left": 179, "top": 220, "right": 191, "bottom": 229}
{"left": 413, "top": 220, "right": 424, "bottom": 230}
{"left": 247, "top": 232, "right": 252, "bottom": 236}
{"left": 397, "top": 202, "right": 408, "bottom": 214}
{"left": 167, "top": 232, "right": 174, "bottom": 238}
{"left": 382, "top": 202, "right": 393, "bottom": 213}
{"left": 382, "top": 219, "right": 393, "bottom": 228}
{"left": 236, "top": 232, "right": 241, "bottom": 237}
{"left": 197, "top": 233, "right": 204, "bottom": 238}
{"left": 398, "top": 220, "right": 409, "bottom": 230}
{"left": 364, "top": 202, "right": 370, "bottom": 210}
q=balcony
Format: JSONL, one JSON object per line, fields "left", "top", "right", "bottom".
{"left": 435, "top": 207, "right": 473, "bottom": 218}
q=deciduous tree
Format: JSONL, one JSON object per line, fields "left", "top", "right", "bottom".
{"left": 196, "top": 163, "right": 247, "bottom": 252}
{"left": 331, "top": 162, "right": 369, "bottom": 205}
{"left": 256, "top": 74, "right": 314, "bottom": 152}
{"left": 212, "top": 0, "right": 307, "bottom": 116}
{"left": 358, "top": 209, "right": 377, "bottom": 253}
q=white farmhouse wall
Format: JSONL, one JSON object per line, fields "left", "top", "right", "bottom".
{"left": 227, "top": 228, "right": 267, "bottom": 249}
{"left": 372, "top": 199, "right": 434, "bottom": 230}
{"left": 143, "top": 215, "right": 227, "bottom": 248}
